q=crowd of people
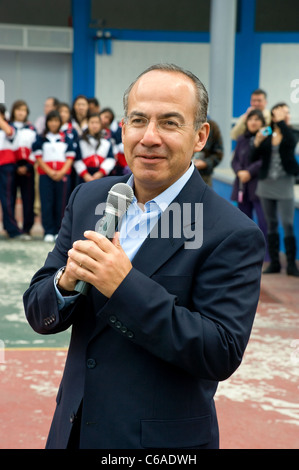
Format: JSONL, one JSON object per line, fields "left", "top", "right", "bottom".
{"left": 1, "top": 88, "right": 299, "bottom": 276}
{"left": 230, "top": 88, "right": 299, "bottom": 277}
{"left": 0, "top": 95, "right": 130, "bottom": 242}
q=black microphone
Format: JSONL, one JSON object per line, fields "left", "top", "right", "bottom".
{"left": 74, "top": 182, "right": 134, "bottom": 296}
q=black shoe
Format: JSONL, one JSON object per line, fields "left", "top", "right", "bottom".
{"left": 263, "top": 233, "right": 281, "bottom": 274}
{"left": 284, "top": 236, "right": 299, "bottom": 277}
{"left": 263, "top": 262, "right": 281, "bottom": 274}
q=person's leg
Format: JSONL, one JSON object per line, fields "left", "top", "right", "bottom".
{"left": 39, "top": 175, "right": 55, "bottom": 236}
{"left": 278, "top": 198, "right": 299, "bottom": 277}
{"left": 0, "top": 164, "right": 22, "bottom": 237}
{"left": 18, "top": 165, "right": 35, "bottom": 234}
{"left": 260, "top": 198, "right": 280, "bottom": 273}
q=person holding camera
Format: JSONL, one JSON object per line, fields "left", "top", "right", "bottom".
{"left": 231, "top": 109, "right": 268, "bottom": 249}
{"left": 251, "top": 103, "right": 299, "bottom": 276}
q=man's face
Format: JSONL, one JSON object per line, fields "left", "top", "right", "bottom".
{"left": 122, "top": 70, "right": 209, "bottom": 202}
{"left": 250, "top": 93, "right": 267, "bottom": 111}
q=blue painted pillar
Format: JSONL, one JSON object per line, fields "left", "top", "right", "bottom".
{"left": 71, "top": 0, "right": 95, "bottom": 99}
{"left": 233, "top": 0, "right": 261, "bottom": 117}
{"left": 209, "top": 0, "right": 237, "bottom": 168}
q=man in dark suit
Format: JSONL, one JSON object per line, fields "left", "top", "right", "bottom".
{"left": 23, "top": 64, "right": 265, "bottom": 449}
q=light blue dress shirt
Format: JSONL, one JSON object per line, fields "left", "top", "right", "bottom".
{"left": 55, "top": 163, "right": 195, "bottom": 309}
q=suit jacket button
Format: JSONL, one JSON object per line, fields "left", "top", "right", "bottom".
{"left": 70, "top": 412, "right": 76, "bottom": 423}
{"left": 127, "top": 331, "right": 134, "bottom": 339}
{"left": 109, "top": 315, "right": 117, "bottom": 324}
{"left": 120, "top": 325, "right": 127, "bottom": 334}
{"left": 115, "top": 321, "right": 122, "bottom": 329}
{"left": 87, "top": 358, "right": 97, "bottom": 369}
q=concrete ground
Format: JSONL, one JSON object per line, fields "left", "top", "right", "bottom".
{"left": 0, "top": 201, "right": 298, "bottom": 449}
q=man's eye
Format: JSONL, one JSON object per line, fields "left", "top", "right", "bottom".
{"left": 130, "top": 117, "right": 147, "bottom": 126}
{"left": 160, "top": 119, "right": 180, "bottom": 129}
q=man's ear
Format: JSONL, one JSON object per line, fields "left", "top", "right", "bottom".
{"left": 121, "top": 118, "right": 126, "bottom": 142}
{"left": 193, "top": 122, "right": 210, "bottom": 153}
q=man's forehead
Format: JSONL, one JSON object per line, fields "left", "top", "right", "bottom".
{"left": 128, "top": 70, "right": 197, "bottom": 107}
{"left": 251, "top": 94, "right": 265, "bottom": 100}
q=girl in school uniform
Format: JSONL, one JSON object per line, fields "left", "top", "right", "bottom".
{"left": 58, "top": 102, "right": 79, "bottom": 144}
{"left": 58, "top": 102, "right": 80, "bottom": 192}
{"left": 32, "top": 110, "right": 75, "bottom": 242}
{"left": 10, "top": 100, "right": 37, "bottom": 239}
{"left": 71, "top": 95, "right": 89, "bottom": 136}
{"left": 74, "top": 113, "right": 115, "bottom": 183}
{"left": 109, "top": 119, "right": 131, "bottom": 176}
{"left": 0, "top": 104, "right": 22, "bottom": 238}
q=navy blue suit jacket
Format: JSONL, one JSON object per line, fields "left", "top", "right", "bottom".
{"left": 23, "top": 169, "right": 265, "bottom": 449}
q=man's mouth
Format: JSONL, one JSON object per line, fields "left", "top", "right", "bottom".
{"left": 137, "top": 155, "right": 165, "bottom": 160}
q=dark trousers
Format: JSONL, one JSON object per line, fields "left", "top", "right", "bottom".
{"left": 39, "top": 174, "right": 71, "bottom": 236}
{"left": 16, "top": 164, "right": 35, "bottom": 234}
{"left": 0, "top": 163, "right": 22, "bottom": 237}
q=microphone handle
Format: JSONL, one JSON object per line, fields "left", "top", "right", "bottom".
{"left": 74, "top": 211, "right": 119, "bottom": 296}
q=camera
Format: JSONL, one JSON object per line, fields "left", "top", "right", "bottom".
{"left": 261, "top": 126, "right": 272, "bottom": 137}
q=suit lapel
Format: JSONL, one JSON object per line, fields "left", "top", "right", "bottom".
{"left": 132, "top": 169, "right": 206, "bottom": 277}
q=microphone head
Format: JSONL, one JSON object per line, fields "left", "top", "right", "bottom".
{"left": 107, "top": 182, "right": 134, "bottom": 216}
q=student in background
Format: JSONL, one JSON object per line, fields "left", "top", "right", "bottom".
{"left": 58, "top": 102, "right": 79, "bottom": 145}
{"left": 88, "top": 97, "right": 100, "bottom": 115}
{"left": 110, "top": 119, "right": 130, "bottom": 176}
{"left": 74, "top": 113, "right": 115, "bottom": 183}
{"left": 99, "top": 107, "right": 115, "bottom": 140}
{"left": 58, "top": 102, "right": 79, "bottom": 193}
{"left": 0, "top": 104, "right": 23, "bottom": 239}
{"left": 10, "top": 100, "right": 37, "bottom": 239}
{"left": 32, "top": 110, "right": 76, "bottom": 242}
{"left": 71, "top": 95, "right": 89, "bottom": 136}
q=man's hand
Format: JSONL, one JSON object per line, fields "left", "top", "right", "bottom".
{"left": 59, "top": 231, "right": 132, "bottom": 298}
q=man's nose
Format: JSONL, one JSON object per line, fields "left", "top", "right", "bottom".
{"left": 140, "top": 121, "right": 162, "bottom": 145}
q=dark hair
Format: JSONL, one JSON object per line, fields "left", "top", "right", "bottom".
{"left": 99, "top": 107, "right": 115, "bottom": 124}
{"left": 88, "top": 97, "right": 100, "bottom": 107}
{"left": 246, "top": 109, "right": 266, "bottom": 126}
{"left": 123, "top": 63, "right": 209, "bottom": 129}
{"left": 0, "top": 103, "right": 6, "bottom": 116}
{"left": 10, "top": 99, "right": 30, "bottom": 122}
{"left": 251, "top": 89, "right": 267, "bottom": 98}
{"left": 44, "top": 110, "right": 62, "bottom": 135}
{"left": 58, "top": 102, "right": 71, "bottom": 111}
{"left": 271, "top": 102, "right": 288, "bottom": 115}
{"left": 71, "top": 95, "right": 89, "bottom": 123}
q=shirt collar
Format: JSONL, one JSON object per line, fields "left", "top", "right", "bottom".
{"left": 127, "top": 163, "right": 195, "bottom": 213}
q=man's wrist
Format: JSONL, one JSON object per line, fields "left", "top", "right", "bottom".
{"left": 54, "top": 267, "right": 77, "bottom": 296}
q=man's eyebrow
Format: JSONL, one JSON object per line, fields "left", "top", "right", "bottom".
{"left": 129, "top": 111, "right": 185, "bottom": 122}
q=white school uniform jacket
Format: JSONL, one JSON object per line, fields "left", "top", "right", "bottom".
{"left": 0, "top": 124, "right": 15, "bottom": 166}
{"left": 32, "top": 132, "right": 76, "bottom": 175}
{"left": 12, "top": 121, "right": 36, "bottom": 164}
{"left": 74, "top": 135, "right": 115, "bottom": 178}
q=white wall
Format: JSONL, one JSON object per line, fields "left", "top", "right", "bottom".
{"left": 0, "top": 49, "right": 72, "bottom": 123}
{"left": 260, "top": 43, "right": 299, "bottom": 125}
{"left": 95, "top": 40, "right": 210, "bottom": 120}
